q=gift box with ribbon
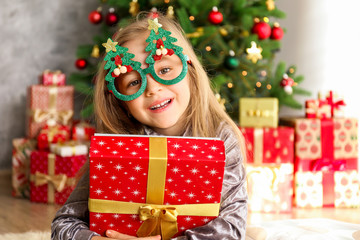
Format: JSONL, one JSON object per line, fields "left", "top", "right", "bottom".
{"left": 280, "top": 117, "right": 359, "bottom": 208}
{"left": 30, "top": 151, "right": 87, "bottom": 204}
{"left": 240, "top": 127, "right": 294, "bottom": 212}
{"left": 89, "top": 134, "right": 226, "bottom": 239}
{"left": 305, "top": 91, "right": 346, "bottom": 119}
{"left": 50, "top": 140, "right": 88, "bottom": 157}
{"left": 72, "top": 121, "right": 96, "bottom": 141}
{"left": 26, "top": 85, "right": 74, "bottom": 138}
{"left": 239, "top": 98, "right": 279, "bottom": 128}
{"left": 12, "top": 138, "right": 37, "bottom": 198}
{"left": 37, "top": 125, "right": 71, "bottom": 150}
{"left": 39, "top": 70, "right": 66, "bottom": 86}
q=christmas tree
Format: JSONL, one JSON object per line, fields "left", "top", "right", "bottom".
{"left": 71, "top": 0, "right": 310, "bottom": 121}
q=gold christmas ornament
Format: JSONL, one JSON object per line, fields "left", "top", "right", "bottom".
{"left": 91, "top": 45, "right": 100, "bottom": 58}
{"left": 129, "top": 0, "right": 140, "bottom": 17}
{"left": 167, "top": 6, "right": 174, "bottom": 19}
{"left": 246, "top": 41, "right": 263, "bottom": 63}
{"left": 185, "top": 27, "right": 204, "bottom": 38}
{"left": 266, "top": 0, "right": 275, "bottom": 11}
{"left": 219, "top": 27, "right": 228, "bottom": 36}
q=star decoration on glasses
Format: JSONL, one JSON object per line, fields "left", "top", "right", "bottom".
{"left": 246, "top": 41, "right": 263, "bottom": 63}
{"left": 148, "top": 18, "right": 162, "bottom": 33}
{"left": 102, "top": 38, "right": 118, "bottom": 53}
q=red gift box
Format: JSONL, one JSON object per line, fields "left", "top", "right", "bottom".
{"left": 12, "top": 138, "right": 37, "bottom": 198}
{"left": 37, "top": 125, "right": 71, "bottom": 150}
{"left": 281, "top": 118, "right": 358, "bottom": 207}
{"left": 39, "top": 70, "right": 66, "bottom": 86}
{"left": 30, "top": 151, "right": 87, "bottom": 204}
{"left": 72, "top": 121, "right": 96, "bottom": 141}
{"left": 26, "top": 85, "right": 74, "bottom": 138}
{"left": 89, "top": 134, "right": 226, "bottom": 239}
{"left": 239, "top": 127, "right": 294, "bottom": 164}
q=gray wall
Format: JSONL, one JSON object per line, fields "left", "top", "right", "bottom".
{"left": 0, "top": 0, "right": 100, "bottom": 169}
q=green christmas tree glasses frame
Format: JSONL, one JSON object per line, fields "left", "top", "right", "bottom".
{"left": 103, "top": 20, "right": 189, "bottom": 101}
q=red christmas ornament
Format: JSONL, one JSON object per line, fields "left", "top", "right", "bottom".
{"left": 280, "top": 74, "right": 295, "bottom": 94}
{"left": 106, "top": 8, "right": 119, "bottom": 26}
{"left": 148, "top": 7, "right": 159, "bottom": 19}
{"left": 271, "top": 23, "right": 284, "bottom": 40}
{"left": 208, "top": 7, "right": 223, "bottom": 25}
{"left": 75, "top": 59, "right": 87, "bottom": 70}
{"left": 252, "top": 21, "right": 271, "bottom": 40}
{"left": 88, "top": 9, "right": 103, "bottom": 24}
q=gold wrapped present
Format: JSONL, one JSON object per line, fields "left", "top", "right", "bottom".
{"left": 239, "top": 98, "right": 278, "bottom": 128}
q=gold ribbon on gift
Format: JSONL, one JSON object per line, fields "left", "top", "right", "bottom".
{"left": 30, "top": 153, "right": 76, "bottom": 203}
{"left": 31, "top": 86, "right": 73, "bottom": 126}
{"left": 88, "top": 199, "right": 220, "bottom": 240}
{"left": 253, "top": 129, "right": 264, "bottom": 164}
{"left": 246, "top": 109, "right": 273, "bottom": 117}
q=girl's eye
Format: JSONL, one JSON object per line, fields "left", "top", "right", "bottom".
{"left": 128, "top": 79, "right": 141, "bottom": 87}
{"left": 159, "top": 67, "right": 171, "bottom": 75}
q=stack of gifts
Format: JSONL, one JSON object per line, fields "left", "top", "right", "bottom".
{"left": 239, "top": 97, "right": 294, "bottom": 213}
{"left": 89, "top": 134, "right": 226, "bottom": 238}
{"left": 281, "top": 90, "right": 360, "bottom": 208}
{"left": 12, "top": 70, "right": 95, "bottom": 204}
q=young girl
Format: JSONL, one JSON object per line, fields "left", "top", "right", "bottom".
{"left": 52, "top": 13, "right": 247, "bottom": 240}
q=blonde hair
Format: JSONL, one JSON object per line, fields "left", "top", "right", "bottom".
{"left": 94, "top": 13, "right": 246, "bottom": 158}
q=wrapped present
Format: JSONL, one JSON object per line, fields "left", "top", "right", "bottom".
{"left": 12, "top": 138, "right": 37, "bottom": 198}
{"left": 281, "top": 117, "right": 359, "bottom": 208}
{"left": 37, "top": 125, "right": 71, "bottom": 150}
{"left": 26, "top": 85, "right": 74, "bottom": 138}
{"left": 39, "top": 70, "right": 66, "bottom": 86}
{"left": 240, "top": 127, "right": 294, "bottom": 164}
{"left": 89, "top": 134, "right": 226, "bottom": 239}
{"left": 30, "top": 151, "right": 87, "bottom": 204}
{"left": 72, "top": 121, "right": 96, "bottom": 141}
{"left": 239, "top": 98, "right": 278, "bottom": 128}
{"left": 305, "top": 99, "right": 331, "bottom": 119}
{"left": 50, "top": 140, "right": 88, "bottom": 157}
{"left": 246, "top": 163, "right": 293, "bottom": 213}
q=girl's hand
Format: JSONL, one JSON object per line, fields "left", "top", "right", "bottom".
{"left": 91, "top": 230, "right": 161, "bottom": 240}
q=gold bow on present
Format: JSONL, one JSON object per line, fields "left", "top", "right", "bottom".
{"left": 137, "top": 205, "right": 178, "bottom": 240}
{"left": 32, "top": 172, "right": 67, "bottom": 192}
{"left": 33, "top": 108, "right": 73, "bottom": 126}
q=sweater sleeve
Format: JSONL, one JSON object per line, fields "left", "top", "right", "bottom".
{"left": 173, "top": 125, "right": 248, "bottom": 240}
{"left": 51, "top": 168, "right": 100, "bottom": 240}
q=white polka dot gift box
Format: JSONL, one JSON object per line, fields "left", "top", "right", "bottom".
{"left": 29, "top": 151, "right": 87, "bottom": 204}
{"left": 88, "top": 134, "right": 226, "bottom": 239}
{"left": 240, "top": 127, "right": 294, "bottom": 213}
{"left": 281, "top": 118, "right": 359, "bottom": 208}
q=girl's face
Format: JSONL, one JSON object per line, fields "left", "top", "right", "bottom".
{"left": 121, "top": 32, "right": 191, "bottom": 136}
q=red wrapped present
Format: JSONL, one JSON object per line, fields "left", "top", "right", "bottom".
{"left": 239, "top": 127, "right": 294, "bottom": 164}
{"left": 305, "top": 99, "right": 331, "bottom": 119}
{"left": 26, "top": 85, "right": 74, "bottom": 138}
{"left": 281, "top": 118, "right": 359, "bottom": 208}
{"left": 37, "top": 125, "right": 71, "bottom": 150}
{"left": 39, "top": 70, "right": 66, "bottom": 86}
{"left": 72, "top": 121, "right": 96, "bottom": 141}
{"left": 12, "top": 138, "right": 37, "bottom": 198}
{"left": 30, "top": 151, "right": 87, "bottom": 204}
{"left": 89, "top": 134, "right": 226, "bottom": 239}
{"left": 240, "top": 127, "right": 294, "bottom": 212}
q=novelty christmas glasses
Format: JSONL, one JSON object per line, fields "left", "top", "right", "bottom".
{"left": 103, "top": 18, "right": 189, "bottom": 101}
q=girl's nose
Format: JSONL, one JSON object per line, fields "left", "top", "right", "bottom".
{"left": 144, "top": 74, "right": 163, "bottom": 97}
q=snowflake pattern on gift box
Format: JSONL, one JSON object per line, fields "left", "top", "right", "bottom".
{"left": 89, "top": 135, "right": 226, "bottom": 237}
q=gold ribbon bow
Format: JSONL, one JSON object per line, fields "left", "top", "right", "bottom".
{"left": 33, "top": 171, "right": 67, "bottom": 192}
{"left": 33, "top": 108, "right": 73, "bottom": 126}
{"left": 137, "top": 205, "right": 178, "bottom": 240}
